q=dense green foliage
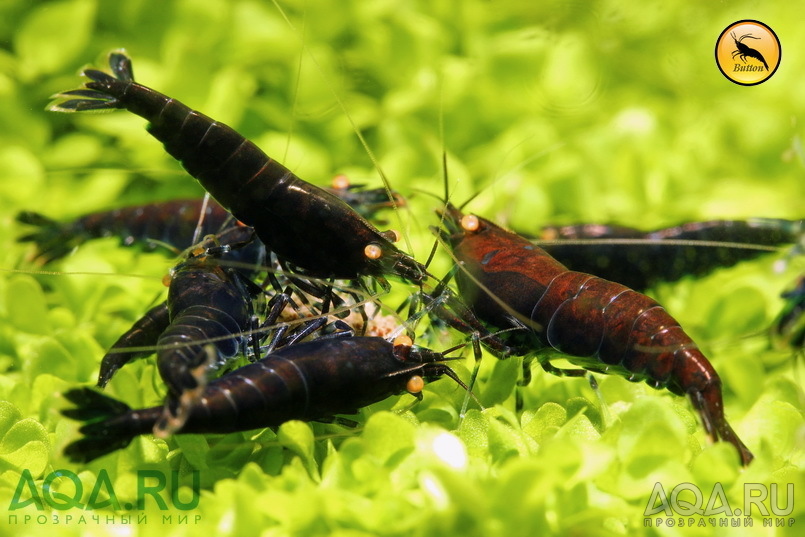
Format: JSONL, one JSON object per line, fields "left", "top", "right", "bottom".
{"left": 0, "top": 1, "right": 802, "bottom": 536}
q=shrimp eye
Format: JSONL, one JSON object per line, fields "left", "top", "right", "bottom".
{"left": 460, "top": 214, "right": 480, "bottom": 232}
{"left": 393, "top": 335, "right": 413, "bottom": 347}
{"left": 331, "top": 174, "right": 350, "bottom": 190}
{"left": 406, "top": 375, "right": 425, "bottom": 394}
{"left": 162, "top": 273, "right": 172, "bottom": 287}
{"left": 364, "top": 243, "right": 383, "bottom": 260}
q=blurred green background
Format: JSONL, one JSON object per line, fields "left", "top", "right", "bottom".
{"left": 0, "top": 1, "right": 802, "bottom": 536}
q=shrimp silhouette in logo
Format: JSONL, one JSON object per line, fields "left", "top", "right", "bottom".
{"left": 731, "top": 31, "right": 769, "bottom": 70}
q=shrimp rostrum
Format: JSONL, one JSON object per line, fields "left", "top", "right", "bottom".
{"left": 62, "top": 337, "right": 466, "bottom": 463}
{"left": 48, "top": 50, "right": 428, "bottom": 286}
{"left": 436, "top": 204, "right": 754, "bottom": 466}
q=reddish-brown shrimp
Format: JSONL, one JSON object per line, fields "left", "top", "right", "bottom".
{"left": 435, "top": 203, "right": 755, "bottom": 466}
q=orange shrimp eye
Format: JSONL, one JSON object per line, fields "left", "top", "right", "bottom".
{"left": 331, "top": 174, "right": 350, "bottom": 190}
{"left": 406, "top": 375, "right": 425, "bottom": 394}
{"left": 364, "top": 243, "right": 383, "bottom": 260}
{"left": 460, "top": 214, "right": 480, "bottom": 232}
{"left": 161, "top": 273, "right": 172, "bottom": 287}
{"left": 393, "top": 335, "right": 413, "bottom": 347}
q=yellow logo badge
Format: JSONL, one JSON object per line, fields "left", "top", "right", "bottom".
{"left": 715, "top": 20, "right": 781, "bottom": 85}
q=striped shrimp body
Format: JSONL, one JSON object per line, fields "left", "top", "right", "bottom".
{"left": 97, "top": 242, "right": 263, "bottom": 436}
{"left": 535, "top": 218, "right": 802, "bottom": 291}
{"left": 437, "top": 204, "right": 754, "bottom": 466}
{"left": 16, "top": 198, "right": 240, "bottom": 264}
{"left": 48, "top": 51, "right": 427, "bottom": 284}
{"left": 62, "top": 336, "right": 462, "bottom": 463}
{"left": 16, "top": 176, "right": 406, "bottom": 265}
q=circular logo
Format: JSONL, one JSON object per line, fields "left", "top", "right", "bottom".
{"left": 715, "top": 20, "right": 781, "bottom": 85}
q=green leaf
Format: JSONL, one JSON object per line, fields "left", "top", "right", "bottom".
{"left": 0, "top": 402, "right": 22, "bottom": 437}
{"left": 704, "top": 285, "right": 768, "bottom": 339}
{"left": 487, "top": 414, "right": 533, "bottom": 463}
{"left": 27, "top": 338, "right": 78, "bottom": 382}
{"left": 566, "top": 396, "right": 603, "bottom": 431}
{"left": 0, "top": 417, "right": 49, "bottom": 475}
{"left": 277, "top": 421, "right": 318, "bottom": 481}
{"left": 457, "top": 409, "right": 489, "bottom": 459}
{"left": 14, "top": 0, "right": 96, "bottom": 80}
{"left": 742, "top": 399, "right": 803, "bottom": 460}
{"left": 1, "top": 1, "right": 802, "bottom": 533}
{"left": 691, "top": 442, "right": 740, "bottom": 489}
{"left": 521, "top": 402, "right": 567, "bottom": 444}
{"left": 206, "top": 432, "right": 255, "bottom": 472}
{"left": 414, "top": 426, "right": 468, "bottom": 470}
{"left": 361, "top": 411, "right": 416, "bottom": 464}
{"left": 5, "top": 276, "right": 49, "bottom": 335}
{"left": 479, "top": 355, "right": 520, "bottom": 407}
{"left": 0, "top": 146, "right": 45, "bottom": 204}
{"left": 172, "top": 434, "right": 210, "bottom": 470}
{"left": 40, "top": 133, "right": 105, "bottom": 169}
{"left": 616, "top": 398, "right": 688, "bottom": 458}
{"left": 29, "top": 373, "right": 71, "bottom": 426}
{"left": 556, "top": 410, "right": 600, "bottom": 443}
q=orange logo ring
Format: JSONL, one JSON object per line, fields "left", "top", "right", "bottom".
{"left": 715, "top": 20, "right": 781, "bottom": 86}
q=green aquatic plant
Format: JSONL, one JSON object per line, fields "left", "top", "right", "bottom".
{"left": 0, "top": 1, "right": 802, "bottom": 536}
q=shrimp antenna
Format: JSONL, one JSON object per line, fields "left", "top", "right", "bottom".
{"left": 423, "top": 150, "right": 453, "bottom": 269}
{"left": 440, "top": 366, "right": 484, "bottom": 410}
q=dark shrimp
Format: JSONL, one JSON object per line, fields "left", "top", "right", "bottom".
{"left": 16, "top": 179, "right": 406, "bottom": 264}
{"left": 96, "top": 301, "right": 170, "bottom": 389}
{"left": 731, "top": 31, "right": 769, "bottom": 70}
{"left": 97, "top": 241, "right": 264, "bottom": 436}
{"left": 16, "top": 198, "right": 238, "bottom": 264}
{"left": 48, "top": 51, "right": 427, "bottom": 285}
{"left": 326, "top": 174, "right": 407, "bottom": 224}
{"left": 62, "top": 336, "right": 465, "bottom": 463}
{"left": 535, "top": 218, "right": 802, "bottom": 291}
{"left": 436, "top": 203, "right": 754, "bottom": 465}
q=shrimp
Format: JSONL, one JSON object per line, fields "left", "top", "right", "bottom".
{"left": 17, "top": 177, "right": 407, "bottom": 264}
{"left": 435, "top": 203, "right": 754, "bottom": 465}
{"left": 16, "top": 198, "right": 241, "bottom": 264}
{"left": 96, "top": 240, "right": 265, "bottom": 435}
{"left": 47, "top": 51, "right": 428, "bottom": 286}
{"left": 535, "top": 218, "right": 802, "bottom": 291}
{"left": 326, "top": 174, "right": 407, "bottom": 225}
{"left": 62, "top": 336, "right": 468, "bottom": 463}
